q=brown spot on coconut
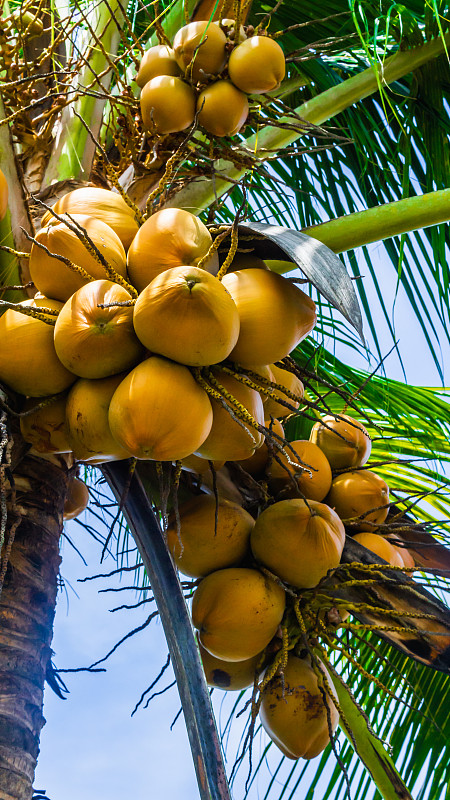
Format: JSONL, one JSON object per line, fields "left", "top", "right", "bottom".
{"left": 260, "top": 654, "right": 339, "bottom": 759}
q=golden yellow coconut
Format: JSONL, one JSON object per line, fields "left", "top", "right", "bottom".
{"left": 41, "top": 188, "right": 139, "bottom": 250}
{"left": 264, "top": 363, "right": 304, "bottom": 418}
{"left": 197, "top": 80, "right": 248, "bottom": 136}
{"left": 192, "top": 567, "right": 285, "bottom": 661}
{"left": 238, "top": 418, "right": 284, "bottom": 476}
{"left": 29, "top": 214, "right": 127, "bottom": 302}
{"left": 173, "top": 21, "right": 227, "bottom": 82}
{"left": 127, "top": 208, "right": 218, "bottom": 292}
{"left": 386, "top": 534, "right": 415, "bottom": 569}
{"left": 228, "top": 35, "right": 285, "bottom": 94}
{"left": 326, "top": 470, "right": 390, "bottom": 532}
{"left": 0, "top": 298, "right": 75, "bottom": 397}
{"left": 251, "top": 498, "right": 345, "bottom": 589}
{"left": 108, "top": 356, "right": 213, "bottom": 461}
{"left": 166, "top": 493, "right": 254, "bottom": 577}
{"left": 228, "top": 253, "right": 268, "bottom": 271}
{"left": 222, "top": 269, "right": 316, "bottom": 366}
{"left": 54, "top": 280, "right": 143, "bottom": 379}
{"left": 195, "top": 370, "right": 265, "bottom": 461}
{"left": 199, "top": 643, "right": 262, "bottom": 691}
{"left": 268, "top": 440, "right": 332, "bottom": 501}
{"left": 66, "top": 374, "right": 132, "bottom": 463}
{"left": 353, "top": 532, "right": 404, "bottom": 567}
{"left": 20, "top": 395, "right": 72, "bottom": 454}
{"left": 180, "top": 454, "right": 225, "bottom": 474}
{"left": 63, "top": 476, "right": 90, "bottom": 520}
{"left": 310, "top": 414, "right": 371, "bottom": 470}
{"left": 133, "top": 266, "right": 239, "bottom": 366}
{"left": 0, "top": 167, "right": 8, "bottom": 220}
{"left": 140, "top": 75, "right": 196, "bottom": 134}
{"left": 136, "top": 45, "right": 181, "bottom": 88}
{"left": 260, "top": 655, "right": 339, "bottom": 759}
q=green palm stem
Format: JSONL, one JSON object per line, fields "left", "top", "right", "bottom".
{"left": 0, "top": 96, "right": 32, "bottom": 301}
{"left": 264, "top": 189, "right": 450, "bottom": 272}
{"left": 330, "top": 669, "right": 413, "bottom": 800}
{"left": 164, "top": 32, "right": 450, "bottom": 214}
{"left": 42, "top": 0, "right": 125, "bottom": 187}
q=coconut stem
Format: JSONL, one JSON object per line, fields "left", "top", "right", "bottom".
{"left": 297, "top": 188, "right": 450, "bottom": 254}
{"left": 0, "top": 299, "right": 58, "bottom": 325}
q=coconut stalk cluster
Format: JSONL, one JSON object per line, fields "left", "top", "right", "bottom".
{"left": 137, "top": 20, "right": 285, "bottom": 137}
{"left": 0, "top": 183, "right": 416, "bottom": 764}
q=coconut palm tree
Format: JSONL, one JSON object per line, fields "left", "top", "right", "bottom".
{"left": 0, "top": 1, "right": 449, "bottom": 799}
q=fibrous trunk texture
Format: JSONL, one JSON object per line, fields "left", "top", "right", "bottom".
{"left": 0, "top": 449, "right": 69, "bottom": 800}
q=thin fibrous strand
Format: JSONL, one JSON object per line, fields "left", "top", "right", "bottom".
{"left": 22, "top": 229, "right": 95, "bottom": 284}
{"left": 72, "top": 109, "right": 145, "bottom": 225}
{"left": 29, "top": 196, "right": 138, "bottom": 297}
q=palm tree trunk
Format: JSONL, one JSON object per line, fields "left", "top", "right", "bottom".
{"left": 0, "top": 446, "right": 70, "bottom": 800}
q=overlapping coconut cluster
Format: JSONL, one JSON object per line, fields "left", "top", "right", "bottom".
{"left": 0, "top": 174, "right": 417, "bottom": 761}
{"left": 137, "top": 20, "right": 286, "bottom": 136}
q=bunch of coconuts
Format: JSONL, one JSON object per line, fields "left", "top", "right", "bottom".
{"left": 0, "top": 185, "right": 317, "bottom": 468}
{"left": 136, "top": 20, "right": 285, "bottom": 137}
{"left": 164, "top": 408, "right": 415, "bottom": 759}
{"left": 0, "top": 180, "right": 415, "bottom": 762}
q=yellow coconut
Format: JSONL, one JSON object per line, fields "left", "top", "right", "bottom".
{"left": 173, "top": 21, "right": 227, "bottom": 82}
{"left": 180, "top": 454, "right": 225, "bottom": 474}
{"left": 195, "top": 370, "right": 265, "bottom": 461}
{"left": 199, "top": 643, "right": 262, "bottom": 691}
{"left": 136, "top": 44, "right": 181, "bottom": 88}
{"left": 228, "top": 35, "right": 285, "bottom": 94}
{"left": 197, "top": 80, "right": 248, "bottom": 137}
{"left": 41, "top": 188, "right": 139, "bottom": 250}
{"left": 386, "top": 534, "right": 415, "bottom": 569}
{"left": 191, "top": 567, "right": 285, "bottom": 661}
{"left": 29, "top": 214, "right": 127, "bottom": 302}
{"left": 0, "top": 298, "right": 75, "bottom": 397}
{"left": 310, "top": 414, "right": 371, "bottom": 470}
{"left": 264, "top": 364, "right": 304, "bottom": 418}
{"left": 222, "top": 269, "right": 316, "bottom": 366}
{"left": 133, "top": 266, "right": 240, "bottom": 366}
{"left": 251, "top": 498, "right": 345, "bottom": 589}
{"left": 0, "top": 167, "right": 8, "bottom": 220}
{"left": 238, "top": 418, "right": 284, "bottom": 476}
{"left": 54, "top": 280, "right": 143, "bottom": 379}
{"left": 166, "top": 494, "right": 254, "bottom": 577}
{"left": 260, "top": 655, "right": 339, "bottom": 759}
{"left": 108, "top": 356, "right": 213, "bottom": 461}
{"left": 127, "top": 208, "right": 218, "bottom": 292}
{"left": 66, "top": 374, "right": 132, "bottom": 462}
{"left": 353, "top": 532, "right": 404, "bottom": 567}
{"left": 228, "top": 253, "right": 268, "bottom": 271}
{"left": 20, "top": 395, "right": 72, "bottom": 454}
{"left": 140, "top": 75, "right": 196, "bottom": 134}
{"left": 268, "top": 440, "right": 332, "bottom": 501}
{"left": 325, "top": 470, "right": 389, "bottom": 531}
{"left": 63, "top": 476, "right": 90, "bottom": 520}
